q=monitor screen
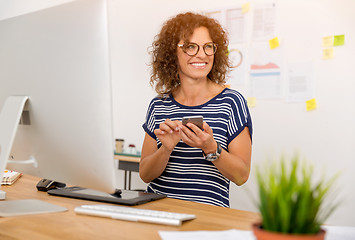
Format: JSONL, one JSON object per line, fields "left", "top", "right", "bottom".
{"left": 0, "top": 0, "right": 116, "bottom": 193}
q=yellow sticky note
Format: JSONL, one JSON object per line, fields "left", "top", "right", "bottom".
{"left": 322, "top": 36, "right": 334, "bottom": 47}
{"left": 306, "top": 98, "right": 317, "bottom": 111}
{"left": 334, "top": 34, "right": 345, "bottom": 46}
{"left": 323, "top": 48, "right": 334, "bottom": 59}
{"left": 247, "top": 97, "right": 256, "bottom": 108}
{"left": 242, "top": 3, "right": 251, "bottom": 13}
{"left": 269, "top": 37, "right": 280, "bottom": 49}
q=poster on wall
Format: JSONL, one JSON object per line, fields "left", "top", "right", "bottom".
{"left": 249, "top": 41, "right": 283, "bottom": 99}
{"left": 285, "top": 61, "right": 314, "bottom": 102}
{"left": 228, "top": 44, "right": 246, "bottom": 86}
{"left": 252, "top": 1, "right": 277, "bottom": 41}
{"left": 205, "top": 6, "right": 247, "bottom": 44}
{"left": 225, "top": 7, "right": 247, "bottom": 43}
{"left": 205, "top": 5, "right": 249, "bottom": 88}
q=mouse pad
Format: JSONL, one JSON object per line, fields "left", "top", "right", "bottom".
{"left": 0, "top": 199, "right": 67, "bottom": 217}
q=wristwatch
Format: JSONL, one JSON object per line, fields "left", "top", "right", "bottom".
{"left": 203, "top": 142, "right": 222, "bottom": 162}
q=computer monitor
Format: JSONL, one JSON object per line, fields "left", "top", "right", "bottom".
{"left": 0, "top": 0, "right": 116, "bottom": 193}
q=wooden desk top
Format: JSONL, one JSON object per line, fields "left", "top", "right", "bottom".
{"left": 0, "top": 174, "right": 260, "bottom": 240}
{"left": 114, "top": 154, "right": 140, "bottom": 163}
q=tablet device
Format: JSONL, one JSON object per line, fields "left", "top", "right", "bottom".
{"left": 47, "top": 187, "right": 166, "bottom": 206}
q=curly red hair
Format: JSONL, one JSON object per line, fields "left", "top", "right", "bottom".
{"left": 149, "top": 12, "right": 230, "bottom": 96}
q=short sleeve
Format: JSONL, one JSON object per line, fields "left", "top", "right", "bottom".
{"left": 142, "top": 98, "right": 157, "bottom": 140}
{"left": 226, "top": 91, "right": 253, "bottom": 145}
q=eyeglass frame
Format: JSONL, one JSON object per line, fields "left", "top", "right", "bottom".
{"left": 177, "top": 42, "right": 217, "bottom": 57}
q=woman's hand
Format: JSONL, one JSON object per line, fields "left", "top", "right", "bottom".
{"left": 180, "top": 122, "right": 217, "bottom": 154}
{"left": 154, "top": 119, "right": 182, "bottom": 151}
{"left": 181, "top": 123, "right": 252, "bottom": 185}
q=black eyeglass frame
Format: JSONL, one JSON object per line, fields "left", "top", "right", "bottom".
{"left": 177, "top": 42, "right": 217, "bottom": 56}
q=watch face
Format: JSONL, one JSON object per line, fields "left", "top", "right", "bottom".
{"left": 204, "top": 142, "right": 222, "bottom": 162}
{"left": 206, "top": 153, "right": 218, "bottom": 162}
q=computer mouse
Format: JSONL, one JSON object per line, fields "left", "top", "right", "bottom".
{"left": 36, "top": 178, "right": 66, "bottom": 192}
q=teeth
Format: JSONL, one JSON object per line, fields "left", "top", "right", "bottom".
{"left": 192, "top": 63, "right": 206, "bottom": 67}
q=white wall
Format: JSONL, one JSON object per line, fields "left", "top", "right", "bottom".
{"left": 2, "top": 0, "right": 354, "bottom": 227}
{"left": 109, "top": 0, "right": 355, "bottom": 227}
{"left": 0, "top": 0, "right": 74, "bottom": 20}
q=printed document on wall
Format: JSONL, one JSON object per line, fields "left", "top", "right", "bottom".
{"left": 205, "top": 6, "right": 247, "bottom": 44}
{"left": 249, "top": 42, "right": 283, "bottom": 99}
{"left": 226, "top": 8, "right": 246, "bottom": 43}
{"left": 285, "top": 61, "right": 314, "bottom": 102}
{"left": 252, "top": 2, "right": 277, "bottom": 41}
{"left": 228, "top": 44, "right": 247, "bottom": 86}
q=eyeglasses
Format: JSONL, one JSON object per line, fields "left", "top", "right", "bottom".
{"left": 177, "top": 42, "right": 217, "bottom": 56}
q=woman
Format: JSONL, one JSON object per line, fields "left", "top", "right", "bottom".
{"left": 140, "top": 12, "right": 252, "bottom": 207}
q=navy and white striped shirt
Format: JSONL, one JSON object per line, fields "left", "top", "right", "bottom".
{"left": 142, "top": 88, "right": 252, "bottom": 207}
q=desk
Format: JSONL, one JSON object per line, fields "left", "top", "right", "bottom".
{"left": 0, "top": 174, "right": 260, "bottom": 240}
{"left": 114, "top": 153, "right": 140, "bottom": 190}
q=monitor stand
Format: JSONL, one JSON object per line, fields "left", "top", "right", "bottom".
{"left": 0, "top": 96, "right": 67, "bottom": 215}
{"left": 0, "top": 96, "right": 30, "bottom": 199}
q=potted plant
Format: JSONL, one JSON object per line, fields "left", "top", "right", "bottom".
{"left": 252, "top": 154, "right": 339, "bottom": 240}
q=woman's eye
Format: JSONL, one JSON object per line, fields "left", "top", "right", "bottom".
{"left": 186, "top": 44, "right": 197, "bottom": 50}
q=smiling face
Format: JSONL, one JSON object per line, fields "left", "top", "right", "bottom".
{"left": 177, "top": 27, "right": 214, "bottom": 82}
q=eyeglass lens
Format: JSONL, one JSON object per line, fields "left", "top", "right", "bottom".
{"left": 183, "top": 42, "right": 217, "bottom": 56}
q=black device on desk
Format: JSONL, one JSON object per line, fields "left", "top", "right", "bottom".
{"left": 47, "top": 187, "right": 166, "bottom": 206}
{"left": 36, "top": 179, "right": 66, "bottom": 192}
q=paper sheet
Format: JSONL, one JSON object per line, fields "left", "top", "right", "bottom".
{"left": 269, "top": 37, "right": 280, "bottom": 49}
{"left": 242, "top": 3, "right": 251, "bottom": 13}
{"left": 323, "top": 48, "right": 334, "bottom": 59}
{"left": 247, "top": 97, "right": 257, "bottom": 108}
{"left": 323, "top": 226, "right": 355, "bottom": 240}
{"left": 159, "top": 226, "right": 355, "bottom": 240}
{"left": 226, "top": 8, "right": 246, "bottom": 43}
{"left": 249, "top": 71, "right": 282, "bottom": 99}
{"left": 306, "top": 98, "right": 317, "bottom": 111}
{"left": 159, "top": 229, "right": 255, "bottom": 240}
{"left": 206, "top": 6, "right": 247, "bottom": 44}
{"left": 322, "top": 36, "right": 334, "bottom": 47}
{"left": 249, "top": 42, "right": 283, "bottom": 99}
{"left": 286, "top": 61, "right": 314, "bottom": 102}
{"left": 228, "top": 44, "right": 246, "bottom": 85}
{"left": 252, "top": 2, "right": 277, "bottom": 41}
{"left": 333, "top": 34, "right": 345, "bottom": 46}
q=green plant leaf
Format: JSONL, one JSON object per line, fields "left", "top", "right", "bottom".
{"left": 254, "top": 153, "right": 339, "bottom": 234}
